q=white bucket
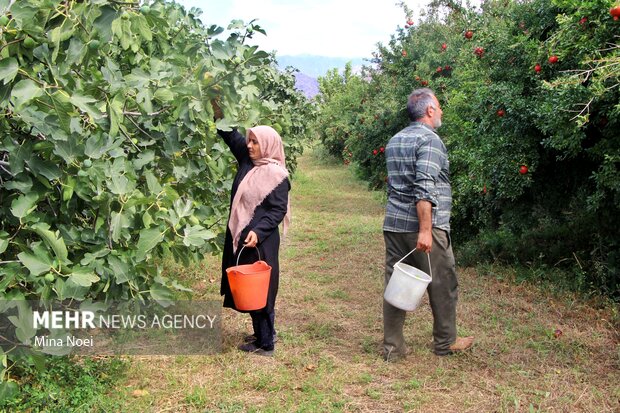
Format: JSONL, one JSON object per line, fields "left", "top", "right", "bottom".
{"left": 384, "top": 249, "right": 432, "bottom": 311}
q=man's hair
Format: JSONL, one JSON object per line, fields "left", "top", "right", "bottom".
{"left": 407, "top": 88, "right": 436, "bottom": 121}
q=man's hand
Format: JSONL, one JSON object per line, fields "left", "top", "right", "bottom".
{"left": 244, "top": 230, "right": 259, "bottom": 248}
{"left": 416, "top": 200, "right": 433, "bottom": 253}
{"left": 416, "top": 230, "right": 433, "bottom": 253}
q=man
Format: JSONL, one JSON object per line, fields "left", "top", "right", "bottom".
{"left": 382, "top": 88, "right": 474, "bottom": 360}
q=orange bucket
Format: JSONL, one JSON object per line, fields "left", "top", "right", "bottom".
{"left": 226, "top": 246, "right": 272, "bottom": 311}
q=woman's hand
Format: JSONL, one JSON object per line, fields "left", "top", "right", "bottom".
{"left": 211, "top": 98, "right": 223, "bottom": 120}
{"left": 244, "top": 231, "right": 259, "bottom": 248}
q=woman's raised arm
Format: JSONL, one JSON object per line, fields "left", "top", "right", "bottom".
{"left": 212, "top": 99, "right": 249, "bottom": 163}
{"left": 218, "top": 129, "right": 249, "bottom": 163}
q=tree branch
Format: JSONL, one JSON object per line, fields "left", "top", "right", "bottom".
{"left": 123, "top": 106, "right": 170, "bottom": 117}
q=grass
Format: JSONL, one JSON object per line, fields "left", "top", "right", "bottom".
{"left": 0, "top": 356, "right": 126, "bottom": 412}
{"left": 98, "top": 146, "right": 618, "bottom": 412}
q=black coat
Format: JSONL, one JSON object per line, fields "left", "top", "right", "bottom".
{"left": 218, "top": 129, "right": 290, "bottom": 312}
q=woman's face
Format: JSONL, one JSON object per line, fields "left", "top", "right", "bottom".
{"left": 248, "top": 132, "right": 262, "bottom": 161}
{"left": 247, "top": 132, "right": 262, "bottom": 160}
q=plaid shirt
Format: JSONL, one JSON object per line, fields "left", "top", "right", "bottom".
{"left": 383, "top": 122, "right": 452, "bottom": 233}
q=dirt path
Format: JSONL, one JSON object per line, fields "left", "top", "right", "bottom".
{"left": 116, "top": 150, "right": 619, "bottom": 412}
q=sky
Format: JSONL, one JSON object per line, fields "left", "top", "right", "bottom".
{"left": 175, "top": 0, "right": 444, "bottom": 59}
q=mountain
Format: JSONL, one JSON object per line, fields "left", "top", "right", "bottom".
{"left": 293, "top": 72, "right": 319, "bottom": 99}
{"left": 276, "top": 54, "right": 365, "bottom": 78}
{"left": 276, "top": 55, "right": 367, "bottom": 99}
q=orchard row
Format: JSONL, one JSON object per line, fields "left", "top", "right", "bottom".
{"left": 0, "top": 0, "right": 313, "bottom": 395}
{"left": 314, "top": 0, "right": 619, "bottom": 296}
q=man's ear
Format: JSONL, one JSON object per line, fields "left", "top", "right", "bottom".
{"left": 426, "top": 105, "right": 434, "bottom": 117}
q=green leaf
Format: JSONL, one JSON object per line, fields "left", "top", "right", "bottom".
{"left": 183, "top": 225, "right": 215, "bottom": 247}
{"left": 210, "top": 40, "right": 233, "bottom": 60}
{"left": 145, "top": 171, "right": 162, "bottom": 194}
{"left": 149, "top": 282, "right": 174, "bottom": 304}
{"left": 54, "top": 136, "right": 82, "bottom": 164}
{"left": 29, "top": 350, "right": 46, "bottom": 371}
{"left": 134, "top": 150, "right": 155, "bottom": 170}
{"left": 66, "top": 37, "right": 87, "bottom": 66}
{"left": 0, "top": 231, "right": 8, "bottom": 254}
{"left": 53, "top": 277, "right": 66, "bottom": 299}
{"left": 8, "top": 301, "right": 36, "bottom": 343}
{"left": 252, "top": 50, "right": 270, "bottom": 60}
{"left": 0, "top": 58, "right": 18, "bottom": 84}
{"left": 153, "top": 88, "right": 174, "bottom": 102}
{"left": 79, "top": 248, "right": 110, "bottom": 266}
{"left": 0, "top": 381, "right": 19, "bottom": 402}
{"left": 17, "top": 249, "right": 52, "bottom": 276}
{"left": 85, "top": 133, "right": 115, "bottom": 159}
{"left": 62, "top": 175, "right": 75, "bottom": 201}
{"left": 68, "top": 269, "right": 100, "bottom": 287}
{"left": 2, "top": 137, "right": 31, "bottom": 176}
{"left": 215, "top": 117, "right": 236, "bottom": 131}
{"left": 0, "top": 268, "right": 16, "bottom": 292}
{"left": 0, "top": 83, "right": 11, "bottom": 107}
{"left": 136, "top": 227, "right": 164, "bottom": 261}
{"left": 79, "top": 300, "right": 109, "bottom": 314}
{"left": 136, "top": 88, "right": 153, "bottom": 113}
{"left": 93, "top": 6, "right": 118, "bottom": 43}
{"left": 10, "top": 79, "right": 43, "bottom": 109}
{"left": 120, "top": 18, "right": 133, "bottom": 50}
{"left": 111, "top": 16, "right": 123, "bottom": 42}
{"left": 4, "top": 176, "right": 33, "bottom": 193}
{"left": 174, "top": 198, "right": 193, "bottom": 218}
{"left": 9, "top": 2, "right": 40, "bottom": 34}
{"left": 50, "top": 90, "right": 74, "bottom": 133}
{"left": 59, "top": 278, "right": 88, "bottom": 300}
{"left": 70, "top": 92, "right": 103, "bottom": 120}
{"left": 49, "top": 23, "right": 75, "bottom": 43}
{"left": 108, "top": 94, "right": 124, "bottom": 137}
{"left": 132, "top": 14, "right": 152, "bottom": 41}
{"left": 240, "top": 85, "right": 259, "bottom": 100}
{"left": 10, "top": 193, "right": 38, "bottom": 218}
{"left": 125, "top": 68, "right": 151, "bottom": 88}
{"left": 0, "top": 0, "right": 10, "bottom": 14}
{"left": 27, "top": 157, "right": 61, "bottom": 181}
{"left": 170, "top": 279, "right": 193, "bottom": 292}
{"left": 141, "top": 211, "right": 153, "bottom": 230}
{"left": 108, "top": 174, "right": 132, "bottom": 195}
{"left": 252, "top": 25, "right": 267, "bottom": 35}
{"left": 207, "top": 24, "right": 225, "bottom": 36}
{"left": 108, "top": 255, "right": 130, "bottom": 284}
{"left": 30, "top": 223, "right": 69, "bottom": 263}
{"left": 110, "top": 211, "right": 128, "bottom": 243}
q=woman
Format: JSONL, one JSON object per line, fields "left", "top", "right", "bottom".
{"left": 218, "top": 125, "right": 290, "bottom": 357}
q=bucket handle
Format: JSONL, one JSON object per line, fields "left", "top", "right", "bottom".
{"left": 396, "top": 248, "right": 433, "bottom": 279}
{"left": 235, "top": 245, "right": 262, "bottom": 267}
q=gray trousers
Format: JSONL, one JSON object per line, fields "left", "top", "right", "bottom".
{"left": 383, "top": 229, "right": 458, "bottom": 357}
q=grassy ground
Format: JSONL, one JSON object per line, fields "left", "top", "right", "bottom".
{"left": 106, "top": 148, "right": 619, "bottom": 412}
